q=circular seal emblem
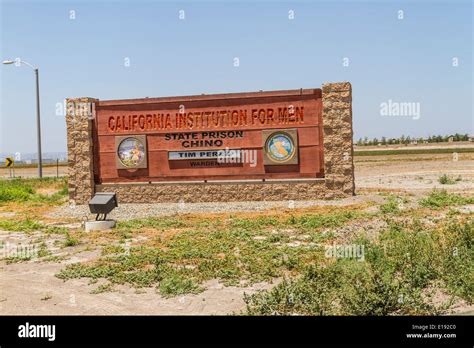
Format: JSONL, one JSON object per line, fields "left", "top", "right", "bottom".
{"left": 265, "top": 132, "right": 296, "bottom": 163}
{"left": 117, "top": 137, "right": 146, "bottom": 168}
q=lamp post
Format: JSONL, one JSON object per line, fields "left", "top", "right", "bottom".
{"left": 3, "top": 59, "right": 43, "bottom": 178}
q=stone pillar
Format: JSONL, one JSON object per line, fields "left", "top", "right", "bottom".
{"left": 65, "top": 97, "right": 98, "bottom": 204}
{"left": 322, "top": 82, "right": 355, "bottom": 197}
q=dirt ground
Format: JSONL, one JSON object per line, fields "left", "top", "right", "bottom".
{"left": 0, "top": 260, "right": 271, "bottom": 315}
{"left": 355, "top": 152, "right": 474, "bottom": 193}
{"left": 1, "top": 151, "right": 473, "bottom": 315}
{"left": 0, "top": 165, "right": 67, "bottom": 178}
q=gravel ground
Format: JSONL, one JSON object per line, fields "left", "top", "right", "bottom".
{"left": 48, "top": 195, "right": 374, "bottom": 222}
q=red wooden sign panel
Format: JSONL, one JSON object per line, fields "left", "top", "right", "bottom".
{"left": 93, "top": 89, "right": 324, "bottom": 183}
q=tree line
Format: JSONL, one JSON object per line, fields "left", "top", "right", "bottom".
{"left": 356, "top": 133, "right": 471, "bottom": 146}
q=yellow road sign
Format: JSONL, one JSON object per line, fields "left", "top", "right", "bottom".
{"left": 6, "top": 157, "right": 14, "bottom": 167}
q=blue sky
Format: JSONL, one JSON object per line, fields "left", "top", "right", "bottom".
{"left": 0, "top": 0, "right": 472, "bottom": 154}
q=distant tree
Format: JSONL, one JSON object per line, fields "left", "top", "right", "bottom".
{"left": 356, "top": 133, "right": 468, "bottom": 145}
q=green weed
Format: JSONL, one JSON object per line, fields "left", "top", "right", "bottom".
{"left": 419, "top": 190, "right": 474, "bottom": 209}
{"left": 380, "top": 197, "right": 401, "bottom": 214}
{"left": 0, "top": 177, "right": 68, "bottom": 203}
{"left": 245, "top": 218, "right": 473, "bottom": 315}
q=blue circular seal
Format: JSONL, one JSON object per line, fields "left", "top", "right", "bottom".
{"left": 266, "top": 132, "right": 296, "bottom": 163}
{"left": 117, "top": 137, "right": 145, "bottom": 168}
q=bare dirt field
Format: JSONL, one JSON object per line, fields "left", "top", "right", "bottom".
{"left": 355, "top": 152, "right": 474, "bottom": 193}
{"left": 1, "top": 149, "right": 473, "bottom": 315}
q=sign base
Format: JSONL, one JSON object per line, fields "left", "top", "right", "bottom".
{"left": 84, "top": 220, "right": 116, "bottom": 232}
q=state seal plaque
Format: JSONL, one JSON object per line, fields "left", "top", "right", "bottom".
{"left": 262, "top": 129, "right": 299, "bottom": 165}
{"left": 115, "top": 135, "right": 148, "bottom": 169}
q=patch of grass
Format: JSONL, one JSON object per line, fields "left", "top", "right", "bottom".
{"left": 419, "top": 190, "right": 474, "bottom": 209}
{"left": 379, "top": 197, "right": 401, "bottom": 214}
{"left": 57, "top": 263, "right": 120, "bottom": 281}
{"left": 439, "top": 220, "right": 473, "bottom": 302}
{"left": 53, "top": 209, "right": 373, "bottom": 297}
{"left": 287, "top": 211, "right": 366, "bottom": 231}
{"left": 0, "top": 218, "right": 44, "bottom": 232}
{"left": 309, "top": 231, "right": 335, "bottom": 243}
{"left": 245, "top": 217, "right": 473, "bottom": 315}
{"left": 117, "top": 217, "right": 189, "bottom": 230}
{"left": 4, "top": 254, "right": 32, "bottom": 264}
{"left": 63, "top": 232, "right": 80, "bottom": 247}
{"left": 0, "top": 183, "right": 33, "bottom": 202}
{"left": 101, "top": 245, "right": 126, "bottom": 255}
{"left": 115, "top": 216, "right": 191, "bottom": 239}
{"left": 229, "top": 216, "right": 279, "bottom": 230}
{"left": 158, "top": 273, "right": 201, "bottom": 297}
{"left": 90, "top": 283, "right": 115, "bottom": 294}
{"left": 0, "top": 177, "right": 68, "bottom": 204}
{"left": 0, "top": 218, "right": 72, "bottom": 237}
{"left": 56, "top": 211, "right": 338, "bottom": 295}
{"left": 44, "top": 226, "right": 69, "bottom": 235}
{"left": 37, "top": 242, "right": 51, "bottom": 258}
{"left": 42, "top": 255, "right": 67, "bottom": 262}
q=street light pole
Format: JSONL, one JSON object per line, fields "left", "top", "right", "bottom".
{"left": 3, "top": 59, "right": 43, "bottom": 178}
{"left": 34, "top": 68, "right": 43, "bottom": 178}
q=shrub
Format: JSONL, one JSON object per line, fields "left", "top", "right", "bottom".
{"left": 438, "top": 174, "right": 456, "bottom": 185}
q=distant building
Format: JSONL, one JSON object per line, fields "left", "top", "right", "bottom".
{"left": 469, "top": 135, "right": 474, "bottom": 142}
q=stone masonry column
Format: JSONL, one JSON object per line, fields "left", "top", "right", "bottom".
{"left": 322, "top": 82, "right": 355, "bottom": 197}
{"left": 65, "top": 97, "right": 98, "bottom": 204}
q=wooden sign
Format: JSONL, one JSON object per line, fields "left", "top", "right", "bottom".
{"left": 93, "top": 89, "right": 324, "bottom": 183}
